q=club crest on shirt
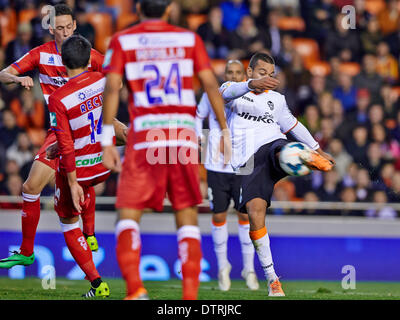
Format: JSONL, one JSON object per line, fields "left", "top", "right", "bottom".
{"left": 267, "top": 100, "right": 274, "bottom": 110}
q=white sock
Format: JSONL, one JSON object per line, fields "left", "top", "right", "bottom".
{"left": 211, "top": 220, "right": 229, "bottom": 271}
{"left": 250, "top": 228, "right": 278, "bottom": 283}
{"left": 238, "top": 222, "right": 255, "bottom": 273}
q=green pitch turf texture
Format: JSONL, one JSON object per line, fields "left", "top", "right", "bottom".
{"left": 1, "top": 277, "right": 400, "bottom": 300}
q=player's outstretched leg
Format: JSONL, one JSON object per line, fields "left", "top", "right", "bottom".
{"left": 247, "top": 198, "right": 285, "bottom": 297}
{"left": 0, "top": 161, "right": 54, "bottom": 269}
{"left": 237, "top": 213, "right": 259, "bottom": 290}
{"left": 211, "top": 214, "right": 231, "bottom": 291}
{"left": 60, "top": 219, "right": 109, "bottom": 298}
{"left": 116, "top": 214, "right": 148, "bottom": 300}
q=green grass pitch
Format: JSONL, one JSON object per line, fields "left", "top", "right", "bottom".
{"left": 1, "top": 277, "right": 400, "bottom": 300}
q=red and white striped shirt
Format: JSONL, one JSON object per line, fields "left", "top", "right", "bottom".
{"left": 48, "top": 71, "right": 112, "bottom": 184}
{"left": 102, "top": 20, "right": 211, "bottom": 150}
{"left": 11, "top": 40, "right": 104, "bottom": 104}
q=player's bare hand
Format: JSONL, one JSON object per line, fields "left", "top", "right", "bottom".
{"left": 17, "top": 76, "right": 34, "bottom": 90}
{"left": 46, "top": 142, "right": 59, "bottom": 159}
{"left": 102, "top": 145, "right": 121, "bottom": 172}
{"left": 70, "top": 182, "right": 85, "bottom": 213}
{"left": 219, "top": 128, "right": 232, "bottom": 166}
{"left": 248, "top": 76, "right": 280, "bottom": 91}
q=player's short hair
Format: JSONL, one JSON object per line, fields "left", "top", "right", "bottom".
{"left": 54, "top": 3, "right": 74, "bottom": 19}
{"left": 249, "top": 52, "right": 275, "bottom": 70}
{"left": 140, "top": 0, "right": 171, "bottom": 18}
{"left": 61, "top": 35, "right": 91, "bottom": 70}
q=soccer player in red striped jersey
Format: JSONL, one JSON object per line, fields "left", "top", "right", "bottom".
{"left": 101, "top": 0, "right": 231, "bottom": 300}
{"left": 48, "top": 35, "right": 111, "bottom": 298}
{"left": 0, "top": 4, "right": 126, "bottom": 269}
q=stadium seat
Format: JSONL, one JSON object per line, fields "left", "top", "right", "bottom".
{"left": 116, "top": 13, "right": 139, "bottom": 31}
{"left": 292, "top": 38, "right": 320, "bottom": 69}
{"left": 338, "top": 62, "right": 361, "bottom": 77}
{"left": 277, "top": 16, "right": 306, "bottom": 32}
{"left": 365, "top": 0, "right": 386, "bottom": 15}
{"left": 105, "top": 0, "right": 133, "bottom": 16}
{"left": 0, "top": 9, "right": 17, "bottom": 47}
{"left": 308, "top": 60, "right": 331, "bottom": 76}
{"left": 86, "top": 12, "right": 113, "bottom": 53}
{"left": 186, "top": 14, "right": 208, "bottom": 32}
{"left": 18, "top": 9, "right": 38, "bottom": 23}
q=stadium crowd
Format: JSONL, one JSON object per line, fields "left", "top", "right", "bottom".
{"left": 0, "top": 0, "right": 399, "bottom": 218}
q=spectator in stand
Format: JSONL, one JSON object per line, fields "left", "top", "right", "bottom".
{"left": 345, "top": 125, "right": 369, "bottom": 168}
{"left": 275, "top": 71, "right": 297, "bottom": 115}
{"left": 388, "top": 171, "right": 400, "bottom": 202}
{"left": 306, "top": 0, "right": 337, "bottom": 47}
{"left": 297, "top": 74, "right": 326, "bottom": 114}
{"left": 366, "top": 142, "right": 385, "bottom": 182}
{"left": 299, "top": 104, "right": 320, "bottom": 136}
{"left": 331, "top": 98, "right": 345, "bottom": 131}
{"left": 333, "top": 72, "right": 357, "bottom": 113}
{"left": 275, "top": 33, "right": 296, "bottom": 69}
{"left": 6, "top": 132, "right": 33, "bottom": 168}
{"left": 342, "top": 162, "right": 358, "bottom": 188}
{"left": 318, "top": 91, "right": 334, "bottom": 118}
{"left": 377, "top": 0, "right": 400, "bottom": 36}
{"left": 220, "top": 0, "right": 249, "bottom": 32}
{"left": 324, "top": 13, "right": 361, "bottom": 62}
{"left": 371, "top": 123, "right": 400, "bottom": 162}
{"left": 380, "top": 84, "right": 399, "bottom": 120}
{"left": 227, "top": 15, "right": 270, "bottom": 60}
{"left": 248, "top": 0, "right": 269, "bottom": 29}
{"left": 0, "top": 174, "right": 23, "bottom": 209}
{"left": 385, "top": 18, "right": 400, "bottom": 58}
{"left": 360, "top": 16, "right": 382, "bottom": 55}
{"left": 375, "top": 41, "right": 399, "bottom": 84}
{"left": 265, "top": 10, "right": 282, "bottom": 58}
{"left": 0, "top": 110, "right": 22, "bottom": 150}
{"left": 301, "top": 191, "right": 322, "bottom": 216}
{"left": 20, "top": 145, "right": 40, "bottom": 181}
{"left": 368, "top": 104, "right": 385, "bottom": 127}
{"left": 354, "top": 54, "right": 384, "bottom": 102}
{"left": 354, "top": 168, "right": 374, "bottom": 202}
{"left": 283, "top": 51, "right": 311, "bottom": 95}
{"left": 315, "top": 169, "right": 340, "bottom": 202}
{"left": 354, "top": 0, "right": 372, "bottom": 31}
{"left": 340, "top": 187, "right": 363, "bottom": 216}
{"left": 9, "top": 89, "right": 45, "bottom": 146}
{"left": 197, "top": 6, "right": 230, "bottom": 59}
{"left": 75, "top": 7, "right": 96, "bottom": 47}
{"left": 175, "top": 0, "right": 209, "bottom": 15}
{"left": 391, "top": 109, "right": 400, "bottom": 142}
{"left": 5, "top": 23, "right": 35, "bottom": 69}
{"left": 315, "top": 117, "right": 334, "bottom": 150}
{"left": 327, "top": 138, "right": 352, "bottom": 180}
{"left": 325, "top": 56, "right": 341, "bottom": 91}
{"left": 380, "top": 162, "right": 396, "bottom": 189}
{"left": 365, "top": 190, "right": 397, "bottom": 219}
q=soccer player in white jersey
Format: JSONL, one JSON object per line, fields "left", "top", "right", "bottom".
{"left": 196, "top": 60, "right": 279, "bottom": 291}
{"left": 221, "top": 52, "right": 335, "bottom": 296}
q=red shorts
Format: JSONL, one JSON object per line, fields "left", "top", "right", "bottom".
{"left": 54, "top": 171, "right": 110, "bottom": 218}
{"left": 34, "top": 130, "right": 59, "bottom": 170}
{"left": 116, "top": 147, "right": 202, "bottom": 211}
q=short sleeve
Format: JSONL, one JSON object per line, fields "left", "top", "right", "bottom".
{"left": 10, "top": 47, "right": 39, "bottom": 74}
{"left": 276, "top": 95, "right": 298, "bottom": 134}
{"left": 102, "top": 35, "right": 125, "bottom": 76}
{"left": 193, "top": 33, "right": 211, "bottom": 74}
{"left": 90, "top": 49, "right": 104, "bottom": 73}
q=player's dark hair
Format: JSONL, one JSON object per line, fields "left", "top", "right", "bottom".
{"left": 249, "top": 52, "right": 275, "bottom": 70}
{"left": 54, "top": 3, "right": 74, "bottom": 19}
{"left": 61, "top": 35, "right": 91, "bottom": 70}
{"left": 140, "top": 0, "right": 171, "bottom": 18}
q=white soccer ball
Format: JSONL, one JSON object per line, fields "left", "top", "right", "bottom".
{"left": 279, "top": 142, "right": 311, "bottom": 176}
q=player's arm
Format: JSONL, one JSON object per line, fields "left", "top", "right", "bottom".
{"left": 198, "top": 69, "right": 231, "bottom": 164}
{"left": 48, "top": 96, "right": 84, "bottom": 212}
{"left": 0, "top": 65, "right": 34, "bottom": 90}
{"left": 101, "top": 72, "right": 122, "bottom": 172}
{"left": 221, "top": 76, "right": 280, "bottom": 102}
{"left": 113, "top": 118, "right": 128, "bottom": 146}
{"left": 278, "top": 97, "right": 335, "bottom": 165}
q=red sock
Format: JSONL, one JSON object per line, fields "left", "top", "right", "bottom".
{"left": 20, "top": 193, "right": 41, "bottom": 256}
{"left": 62, "top": 223, "right": 99, "bottom": 282}
{"left": 115, "top": 220, "right": 143, "bottom": 296}
{"left": 177, "top": 226, "right": 202, "bottom": 300}
{"left": 81, "top": 187, "right": 95, "bottom": 236}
